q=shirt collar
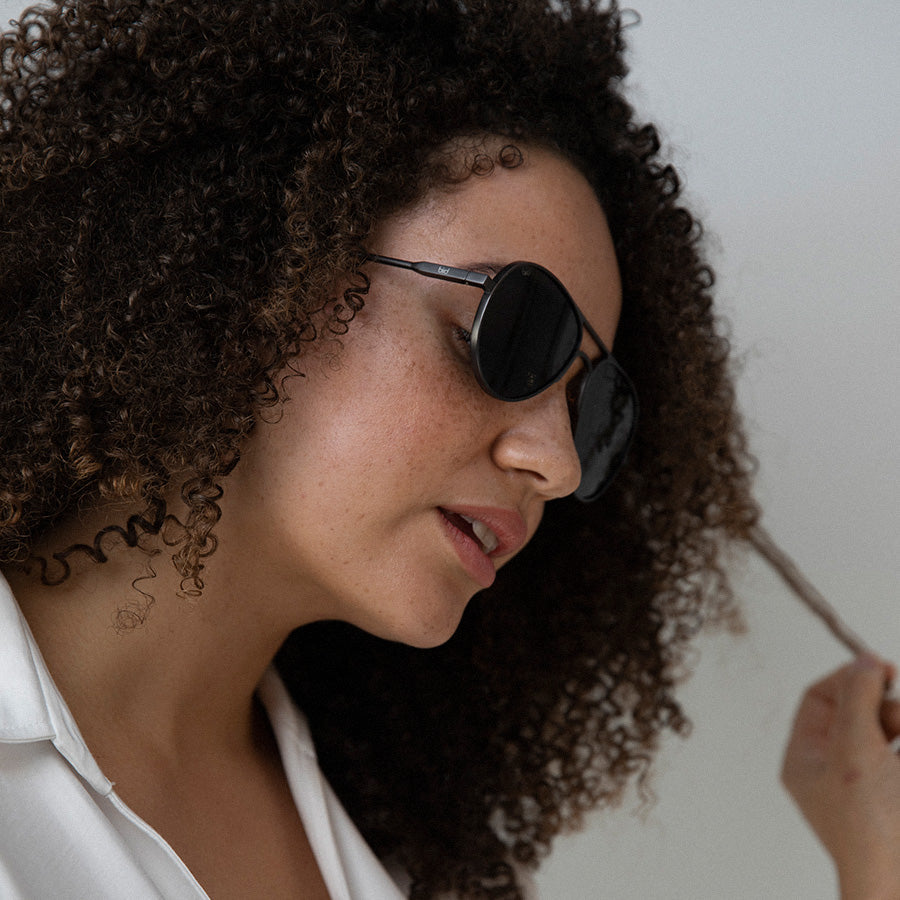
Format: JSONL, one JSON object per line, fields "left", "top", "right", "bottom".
{"left": 0, "top": 571, "right": 113, "bottom": 794}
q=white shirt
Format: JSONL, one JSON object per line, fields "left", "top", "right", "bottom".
{"left": 0, "top": 573, "right": 406, "bottom": 899}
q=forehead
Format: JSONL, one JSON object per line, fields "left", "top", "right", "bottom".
{"left": 371, "top": 145, "right": 622, "bottom": 346}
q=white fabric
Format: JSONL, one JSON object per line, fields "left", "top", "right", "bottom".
{"left": 0, "top": 572, "right": 405, "bottom": 899}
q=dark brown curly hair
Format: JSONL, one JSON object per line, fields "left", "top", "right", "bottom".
{"left": 0, "top": 1, "right": 758, "bottom": 897}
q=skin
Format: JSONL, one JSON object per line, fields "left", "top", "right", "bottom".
{"left": 782, "top": 656, "right": 900, "bottom": 900}
{"left": 5, "top": 143, "right": 623, "bottom": 898}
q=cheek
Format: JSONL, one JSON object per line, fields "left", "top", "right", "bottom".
{"left": 303, "top": 331, "right": 483, "bottom": 485}
{"left": 245, "top": 300, "right": 494, "bottom": 518}
{"left": 350, "top": 311, "right": 483, "bottom": 421}
{"left": 354, "top": 364, "right": 480, "bottom": 483}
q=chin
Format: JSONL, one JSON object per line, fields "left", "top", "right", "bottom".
{"left": 389, "top": 614, "right": 466, "bottom": 650}
{"left": 362, "top": 596, "right": 471, "bottom": 650}
{"left": 402, "top": 623, "right": 462, "bottom": 650}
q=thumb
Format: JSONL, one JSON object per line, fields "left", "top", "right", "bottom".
{"left": 833, "top": 654, "right": 892, "bottom": 755}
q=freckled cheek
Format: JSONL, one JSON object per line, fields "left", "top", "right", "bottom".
{"left": 379, "top": 355, "right": 490, "bottom": 479}
{"left": 419, "top": 348, "right": 492, "bottom": 428}
{"left": 285, "top": 318, "right": 493, "bottom": 488}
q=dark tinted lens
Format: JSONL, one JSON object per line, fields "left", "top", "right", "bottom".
{"left": 573, "top": 358, "right": 637, "bottom": 502}
{"left": 475, "top": 265, "right": 580, "bottom": 400}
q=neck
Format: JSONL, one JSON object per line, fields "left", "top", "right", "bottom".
{"left": 4, "top": 505, "right": 309, "bottom": 764}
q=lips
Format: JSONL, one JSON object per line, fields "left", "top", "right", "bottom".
{"left": 442, "top": 511, "right": 500, "bottom": 554}
{"left": 437, "top": 504, "right": 529, "bottom": 587}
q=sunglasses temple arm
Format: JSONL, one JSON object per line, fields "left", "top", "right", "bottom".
{"left": 580, "top": 313, "right": 612, "bottom": 358}
{"left": 366, "top": 254, "right": 490, "bottom": 289}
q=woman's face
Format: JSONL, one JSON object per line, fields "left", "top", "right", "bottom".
{"left": 218, "top": 145, "right": 622, "bottom": 647}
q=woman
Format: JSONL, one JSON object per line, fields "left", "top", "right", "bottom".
{"left": 0, "top": 1, "right": 894, "bottom": 898}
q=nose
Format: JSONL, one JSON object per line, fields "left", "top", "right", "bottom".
{"left": 490, "top": 383, "right": 582, "bottom": 501}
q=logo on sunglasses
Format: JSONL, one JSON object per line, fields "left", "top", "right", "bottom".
{"left": 437, "top": 266, "right": 451, "bottom": 276}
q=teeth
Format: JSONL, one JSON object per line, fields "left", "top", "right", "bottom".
{"left": 460, "top": 515, "right": 499, "bottom": 554}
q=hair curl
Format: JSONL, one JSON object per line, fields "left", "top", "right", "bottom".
{"left": 0, "top": 1, "right": 758, "bottom": 897}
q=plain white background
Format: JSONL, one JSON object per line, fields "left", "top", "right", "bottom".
{"left": 2, "top": 2, "right": 898, "bottom": 898}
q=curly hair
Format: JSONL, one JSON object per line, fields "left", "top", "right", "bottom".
{"left": 0, "top": 1, "right": 758, "bottom": 897}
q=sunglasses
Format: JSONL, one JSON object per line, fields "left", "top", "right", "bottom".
{"left": 367, "top": 253, "right": 638, "bottom": 502}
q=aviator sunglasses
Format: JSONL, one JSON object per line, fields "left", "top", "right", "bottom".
{"left": 367, "top": 253, "right": 639, "bottom": 502}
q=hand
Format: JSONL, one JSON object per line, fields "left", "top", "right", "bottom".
{"left": 782, "top": 655, "right": 900, "bottom": 900}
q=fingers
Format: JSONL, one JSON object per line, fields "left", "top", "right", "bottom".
{"left": 833, "top": 654, "right": 894, "bottom": 757}
{"left": 879, "top": 662, "right": 900, "bottom": 739}
{"left": 782, "top": 655, "right": 897, "bottom": 795}
{"left": 880, "top": 697, "right": 900, "bottom": 740}
{"left": 786, "top": 657, "right": 878, "bottom": 745}
{"left": 781, "top": 656, "right": 900, "bottom": 899}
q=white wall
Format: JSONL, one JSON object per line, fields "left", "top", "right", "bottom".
{"left": 3, "top": 2, "right": 898, "bottom": 898}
